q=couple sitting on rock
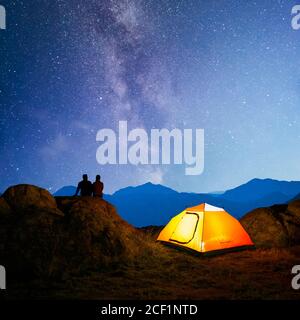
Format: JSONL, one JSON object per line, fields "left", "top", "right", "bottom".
{"left": 75, "top": 174, "right": 104, "bottom": 198}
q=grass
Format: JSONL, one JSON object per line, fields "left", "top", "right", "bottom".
{"left": 4, "top": 231, "right": 300, "bottom": 300}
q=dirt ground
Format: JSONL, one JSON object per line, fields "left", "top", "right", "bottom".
{"left": 5, "top": 240, "right": 300, "bottom": 300}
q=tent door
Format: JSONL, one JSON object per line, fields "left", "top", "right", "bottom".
{"left": 169, "top": 213, "right": 199, "bottom": 244}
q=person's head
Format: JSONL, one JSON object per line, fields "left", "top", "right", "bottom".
{"left": 96, "top": 175, "right": 101, "bottom": 181}
{"left": 82, "top": 174, "right": 88, "bottom": 181}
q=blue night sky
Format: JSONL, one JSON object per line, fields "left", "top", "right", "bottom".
{"left": 1, "top": 0, "right": 300, "bottom": 194}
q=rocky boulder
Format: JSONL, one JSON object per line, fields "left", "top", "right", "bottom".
{"left": 0, "top": 185, "right": 149, "bottom": 279}
{"left": 5, "top": 206, "right": 64, "bottom": 277}
{"left": 3, "top": 184, "right": 57, "bottom": 212}
{"left": 241, "top": 201, "right": 300, "bottom": 248}
{"left": 57, "top": 197, "right": 141, "bottom": 274}
{"left": 0, "top": 197, "right": 12, "bottom": 220}
{"left": 0, "top": 197, "right": 12, "bottom": 255}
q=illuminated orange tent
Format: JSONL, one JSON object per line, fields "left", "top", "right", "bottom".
{"left": 157, "top": 203, "right": 254, "bottom": 253}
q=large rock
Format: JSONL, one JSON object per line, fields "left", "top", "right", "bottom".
{"left": 1, "top": 186, "right": 64, "bottom": 277}
{"left": 241, "top": 202, "right": 300, "bottom": 248}
{"left": 5, "top": 207, "right": 64, "bottom": 277}
{"left": 0, "top": 186, "right": 147, "bottom": 278}
{"left": 57, "top": 197, "right": 140, "bottom": 273}
{"left": 0, "top": 198, "right": 12, "bottom": 256}
{"left": 0, "top": 197, "right": 12, "bottom": 220}
{"left": 288, "top": 200, "right": 300, "bottom": 217}
{"left": 3, "top": 184, "right": 57, "bottom": 212}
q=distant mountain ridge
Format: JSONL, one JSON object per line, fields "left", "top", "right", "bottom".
{"left": 53, "top": 178, "right": 300, "bottom": 227}
{"left": 53, "top": 186, "right": 77, "bottom": 196}
{"left": 290, "top": 192, "right": 300, "bottom": 202}
{"left": 221, "top": 178, "right": 300, "bottom": 202}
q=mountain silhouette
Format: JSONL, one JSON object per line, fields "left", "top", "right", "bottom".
{"left": 53, "top": 185, "right": 77, "bottom": 196}
{"left": 53, "top": 178, "right": 300, "bottom": 227}
{"left": 289, "top": 192, "right": 300, "bottom": 202}
{"left": 221, "top": 178, "right": 300, "bottom": 202}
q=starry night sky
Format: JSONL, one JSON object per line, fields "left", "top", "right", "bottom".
{"left": 1, "top": 0, "right": 300, "bottom": 194}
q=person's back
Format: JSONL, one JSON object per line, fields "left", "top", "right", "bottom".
{"left": 79, "top": 180, "right": 93, "bottom": 196}
{"left": 75, "top": 174, "right": 93, "bottom": 196}
{"left": 93, "top": 175, "right": 104, "bottom": 198}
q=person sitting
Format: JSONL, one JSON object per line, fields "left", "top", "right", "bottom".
{"left": 93, "top": 175, "right": 104, "bottom": 198}
{"left": 75, "top": 174, "right": 93, "bottom": 196}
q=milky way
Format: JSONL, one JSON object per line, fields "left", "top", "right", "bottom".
{"left": 1, "top": 0, "right": 300, "bottom": 194}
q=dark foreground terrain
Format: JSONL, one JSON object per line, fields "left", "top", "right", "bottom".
{"left": 6, "top": 243, "right": 300, "bottom": 300}
{"left": 1, "top": 184, "right": 300, "bottom": 300}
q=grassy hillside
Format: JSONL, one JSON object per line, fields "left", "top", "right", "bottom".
{"left": 7, "top": 242, "right": 300, "bottom": 300}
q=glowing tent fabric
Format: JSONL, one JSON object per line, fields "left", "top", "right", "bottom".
{"left": 157, "top": 203, "right": 254, "bottom": 253}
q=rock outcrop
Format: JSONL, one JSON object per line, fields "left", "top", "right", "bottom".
{"left": 0, "top": 184, "right": 147, "bottom": 279}
{"left": 240, "top": 201, "right": 300, "bottom": 248}
{"left": 3, "top": 184, "right": 57, "bottom": 211}
{"left": 0, "top": 197, "right": 12, "bottom": 219}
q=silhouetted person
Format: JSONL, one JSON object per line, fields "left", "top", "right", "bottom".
{"left": 93, "top": 175, "right": 104, "bottom": 198}
{"left": 75, "top": 174, "right": 93, "bottom": 196}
